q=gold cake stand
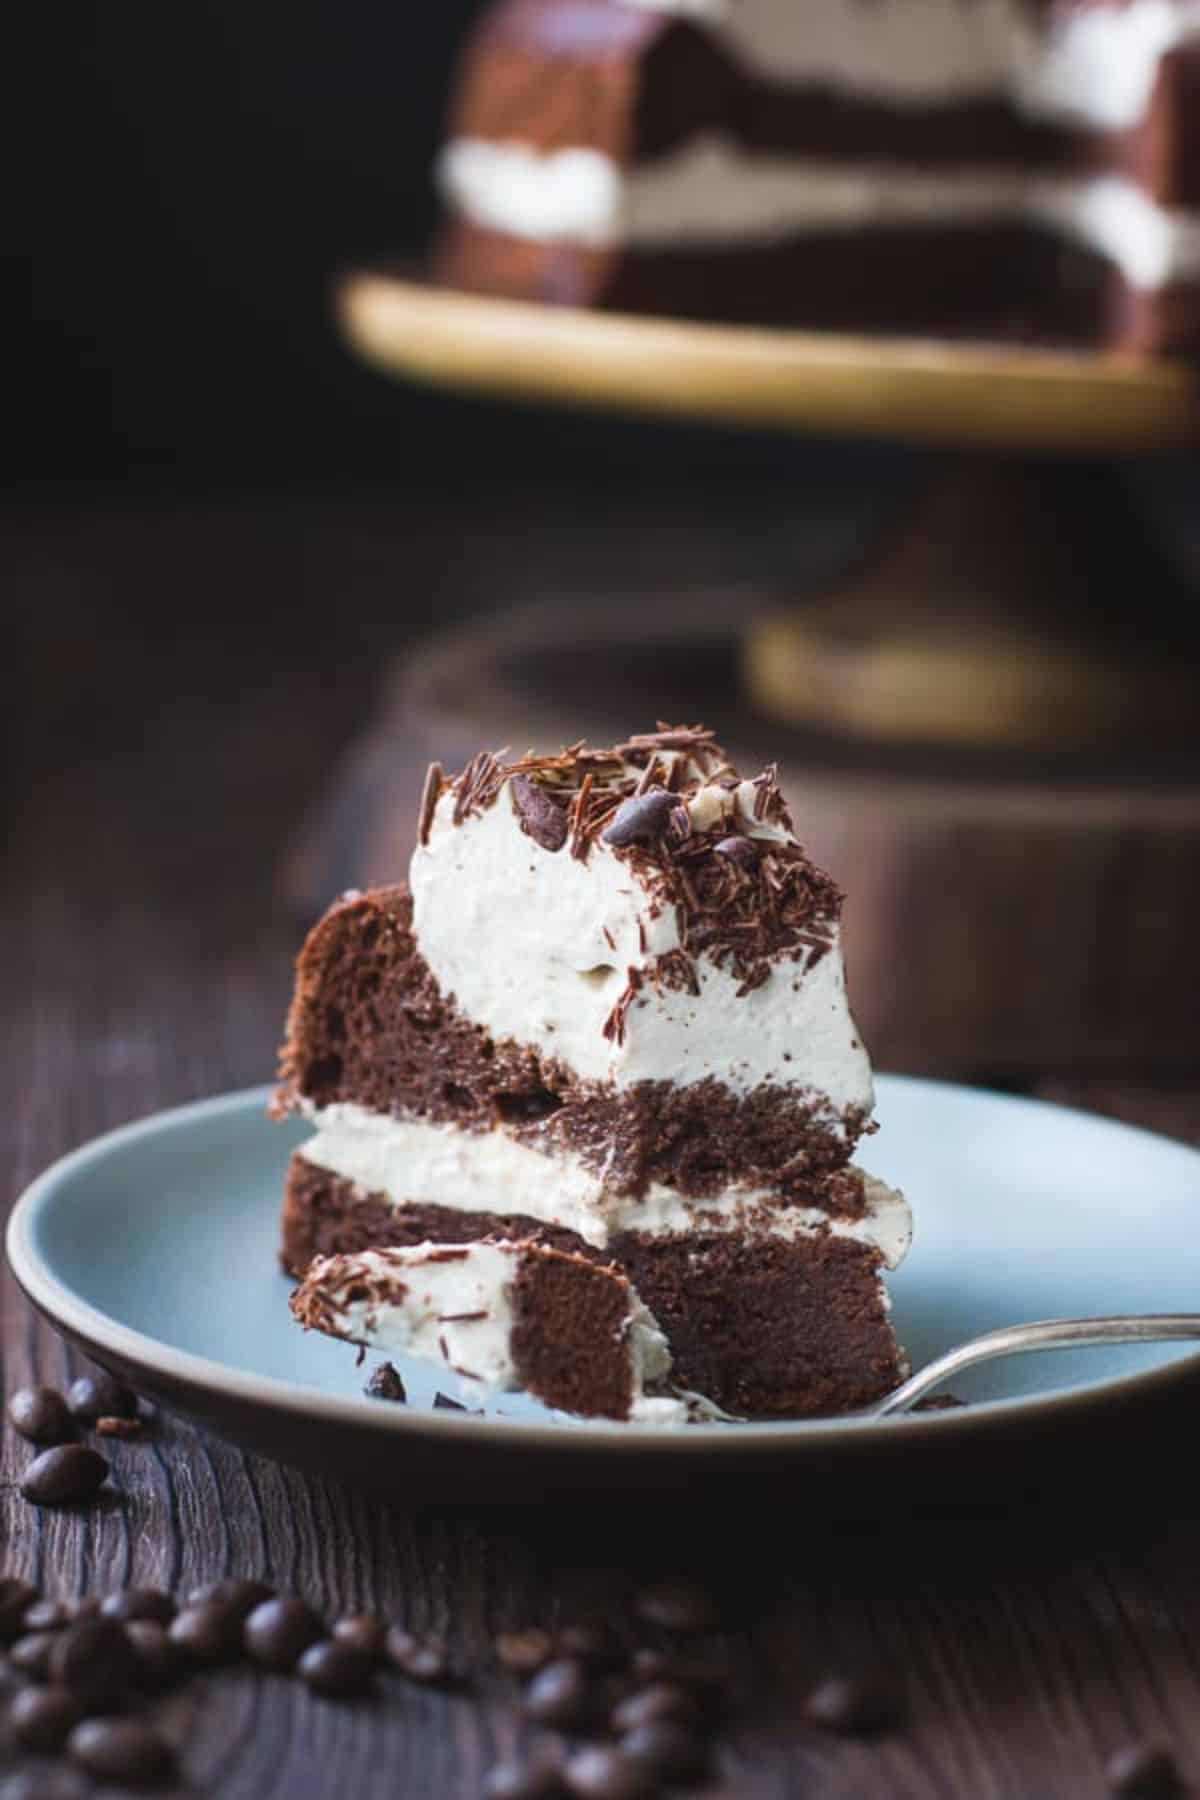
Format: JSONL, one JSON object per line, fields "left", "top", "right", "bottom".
{"left": 310, "top": 268, "right": 1200, "bottom": 1075}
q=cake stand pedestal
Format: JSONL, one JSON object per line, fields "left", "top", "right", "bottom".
{"left": 290, "top": 270, "right": 1200, "bottom": 1077}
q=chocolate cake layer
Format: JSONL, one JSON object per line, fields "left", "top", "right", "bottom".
{"left": 436, "top": 217, "right": 1162, "bottom": 350}
{"left": 275, "top": 885, "right": 872, "bottom": 1200}
{"left": 509, "top": 1248, "right": 636, "bottom": 1419}
{"left": 281, "top": 1157, "right": 903, "bottom": 1417}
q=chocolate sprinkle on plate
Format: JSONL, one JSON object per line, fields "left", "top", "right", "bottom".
{"left": 364, "top": 1362, "right": 407, "bottom": 1402}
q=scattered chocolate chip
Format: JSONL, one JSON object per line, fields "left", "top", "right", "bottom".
{"left": 803, "top": 1673, "right": 900, "bottom": 1735}
{"left": 244, "top": 1596, "right": 324, "bottom": 1672}
{"left": 714, "top": 835, "right": 759, "bottom": 867}
{"left": 186, "top": 1578, "right": 273, "bottom": 1619}
{"left": 22, "top": 1599, "right": 73, "bottom": 1633}
{"left": 1106, "top": 1743, "right": 1182, "bottom": 1798}
{"left": 8, "top": 1388, "right": 73, "bottom": 1446}
{"left": 602, "top": 791, "right": 676, "bottom": 849}
{"left": 332, "top": 1612, "right": 387, "bottom": 1658}
{"left": 20, "top": 1445, "right": 108, "bottom": 1508}
{"left": 65, "top": 1374, "right": 137, "bottom": 1423}
{"left": 0, "top": 1578, "right": 38, "bottom": 1642}
{"left": 558, "top": 1621, "right": 625, "bottom": 1671}
{"left": 483, "top": 1757, "right": 566, "bottom": 1800}
{"left": 911, "top": 1393, "right": 967, "bottom": 1412}
{"left": 522, "top": 1657, "right": 591, "bottom": 1729}
{"left": 512, "top": 774, "right": 569, "bottom": 853}
{"left": 100, "top": 1588, "right": 176, "bottom": 1625}
{"left": 168, "top": 1599, "right": 245, "bottom": 1665}
{"left": 48, "top": 1616, "right": 137, "bottom": 1701}
{"left": 611, "top": 1682, "right": 698, "bottom": 1734}
{"left": 495, "top": 1627, "right": 555, "bottom": 1674}
{"left": 620, "top": 1720, "right": 710, "bottom": 1783}
{"left": 9, "top": 1632, "right": 59, "bottom": 1681}
{"left": 94, "top": 1414, "right": 144, "bottom": 1438}
{"left": 364, "top": 1362, "right": 406, "bottom": 1402}
{"left": 562, "top": 1745, "right": 653, "bottom": 1800}
{"left": 67, "top": 1716, "right": 173, "bottom": 1785}
{"left": 385, "top": 1629, "right": 450, "bottom": 1684}
{"left": 632, "top": 1581, "right": 717, "bottom": 1635}
{"left": 125, "top": 1620, "right": 186, "bottom": 1691}
{"left": 298, "top": 1639, "right": 375, "bottom": 1697}
{"left": 9, "top": 1686, "right": 87, "bottom": 1751}
{"left": 433, "top": 1392, "right": 468, "bottom": 1411}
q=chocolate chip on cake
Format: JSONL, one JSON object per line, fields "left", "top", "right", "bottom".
{"left": 1106, "top": 1742, "right": 1183, "bottom": 1798}
{"left": 803, "top": 1672, "right": 901, "bottom": 1735}
{"left": 602, "top": 790, "right": 676, "bottom": 848}
{"left": 8, "top": 1388, "right": 73, "bottom": 1446}
{"left": 65, "top": 1373, "right": 137, "bottom": 1423}
{"left": 297, "top": 1639, "right": 376, "bottom": 1697}
{"left": 20, "top": 1445, "right": 108, "bottom": 1508}
{"left": 632, "top": 1581, "right": 717, "bottom": 1634}
{"left": 495, "top": 1627, "right": 555, "bottom": 1674}
{"left": 714, "top": 834, "right": 759, "bottom": 867}
{"left": 67, "top": 1717, "right": 174, "bottom": 1785}
{"left": 244, "top": 1596, "right": 324, "bottom": 1671}
{"left": 522, "top": 1657, "right": 592, "bottom": 1728}
{"left": 512, "top": 774, "right": 569, "bottom": 853}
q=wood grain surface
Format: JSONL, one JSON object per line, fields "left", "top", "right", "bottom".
{"left": 4, "top": 496, "right": 1200, "bottom": 1798}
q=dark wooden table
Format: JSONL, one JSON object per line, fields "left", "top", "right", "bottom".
{"left": 4, "top": 493, "right": 1200, "bottom": 1798}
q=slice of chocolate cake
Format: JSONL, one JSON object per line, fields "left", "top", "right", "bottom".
{"left": 291, "top": 1237, "right": 692, "bottom": 1422}
{"left": 275, "top": 725, "right": 912, "bottom": 1418}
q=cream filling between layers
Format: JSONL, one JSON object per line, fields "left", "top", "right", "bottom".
{"left": 619, "top": 0, "right": 1200, "bottom": 131}
{"left": 438, "top": 135, "right": 1200, "bottom": 290}
{"left": 304, "top": 1239, "right": 687, "bottom": 1422}
{"left": 298, "top": 1104, "right": 913, "bottom": 1268}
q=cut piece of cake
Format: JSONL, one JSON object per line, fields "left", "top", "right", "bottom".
{"left": 290, "top": 1237, "right": 691, "bottom": 1422}
{"left": 432, "top": 0, "right": 1200, "bottom": 352}
{"left": 275, "top": 726, "right": 912, "bottom": 1419}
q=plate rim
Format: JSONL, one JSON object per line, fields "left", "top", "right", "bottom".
{"left": 7, "top": 1079, "right": 1200, "bottom": 1457}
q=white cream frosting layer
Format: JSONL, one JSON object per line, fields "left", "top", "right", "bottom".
{"left": 438, "top": 135, "right": 1200, "bottom": 290}
{"left": 619, "top": 0, "right": 1200, "bottom": 131}
{"left": 409, "top": 769, "right": 873, "bottom": 1122}
{"left": 299, "top": 1105, "right": 913, "bottom": 1267}
{"left": 306, "top": 1238, "right": 683, "bottom": 1421}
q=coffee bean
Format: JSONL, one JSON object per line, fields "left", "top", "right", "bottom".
{"left": 521, "top": 1657, "right": 591, "bottom": 1729}
{"left": 495, "top": 1627, "right": 555, "bottom": 1674}
{"left": 0, "top": 1579, "right": 38, "bottom": 1642}
{"left": 48, "top": 1615, "right": 137, "bottom": 1701}
{"left": 8, "top": 1388, "right": 73, "bottom": 1446}
{"left": 297, "top": 1639, "right": 375, "bottom": 1697}
{"left": 483, "top": 1757, "right": 566, "bottom": 1800}
{"left": 0, "top": 1768, "right": 89, "bottom": 1800}
{"left": 385, "top": 1629, "right": 450, "bottom": 1684}
{"left": 20, "top": 1445, "right": 108, "bottom": 1508}
{"left": 803, "top": 1673, "right": 900, "bottom": 1735}
{"left": 562, "top": 1745, "right": 653, "bottom": 1800}
{"left": 620, "top": 1719, "right": 710, "bottom": 1783}
{"left": 22, "top": 1599, "right": 73, "bottom": 1633}
{"left": 558, "top": 1622, "right": 624, "bottom": 1671}
{"left": 331, "top": 1612, "right": 387, "bottom": 1658}
{"left": 169, "top": 1599, "right": 245, "bottom": 1664}
{"left": 9, "top": 1686, "right": 86, "bottom": 1751}
{"left": 611, "top": 1682, "right": 697, "bottom": 1734}
{"left": 100, "top": 1587, "right": 175, "bottom": 1625}
{"left": 65, "top": 1374, "right": 137, "bottom": 1423}
{"left": 602, "top": 791, "right": 675, "bottom": 849}
{"left": 9, "top": 1632, "right": 59, "bottom": 1681}
{"left": 714, "top": 835, "right": 759, "bottom": 867}
{"left": 125, "top": 1620, "right": 186, "bottom": 1691}
{"left": 67, "top": 1717, "right": 173, "bottom": 1785}
{"left": 512, "top": 774, "right": 569, "bottom": 853}
{"left": 364, "top": 1362, "right": 406, "bottom": 1402}
{"left": 1106, "top": 1743, "right": 1182, "bottom": 1798}
{"left": 186, "top": 1578, "right": 273, "bottom": 1619}
{"left": 244, "top": 1596, "right": 324, "bottom": 1671}
{"left": 632, "top": 1581, "right": 716, "bottom": 1634}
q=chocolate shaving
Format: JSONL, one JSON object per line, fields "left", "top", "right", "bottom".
{"left": 602, "top": 966, "right": 643, "bottom": 1045}
{"left": 417, "top": 762, "right": 444, "bottom": 847}
{"left": 438, "top": 1311, "right": 488, "bottom": 1323}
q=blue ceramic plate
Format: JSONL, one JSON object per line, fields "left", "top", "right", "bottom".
{"left": 6, "top": 1078, "right": 1200, "bottom": 1500}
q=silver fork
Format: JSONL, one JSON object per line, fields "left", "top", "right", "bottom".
{"left": 872, "top": 1314, "right": 1200, "bottom": 1417}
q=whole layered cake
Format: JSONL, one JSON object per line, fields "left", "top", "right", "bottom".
{"left": 433, "top": 0, "right": 1200, "bottom": 351}
{"left": 276, "top": 725, "right": 912, "bottom": 1419}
